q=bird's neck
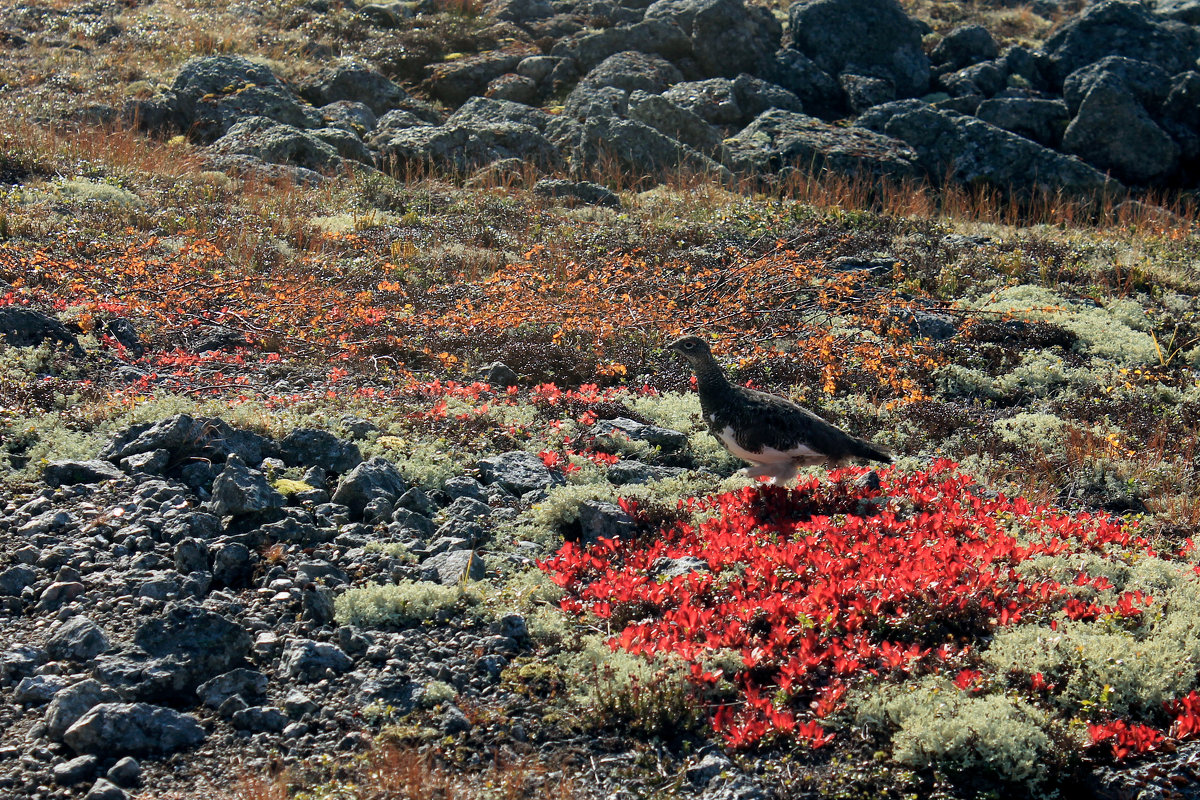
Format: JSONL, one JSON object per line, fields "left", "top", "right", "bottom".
{"left": 694, "top": 356, "right": 734, "bottom": 411}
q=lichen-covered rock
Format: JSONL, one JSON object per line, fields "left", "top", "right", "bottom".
{"left": 1040, "top": 0, "right": 1200, "bottom": 88}
{"left": 171, "top": 55, "right": 319, "bottom": 143}
{"left": 46, "top": 616, "right": 111, "bottom": 662}
{"left": 477, "top": 450, "right": 560, "bottom": 496}
{"left": 279, "top": 639, "right": 353, "bottom": 681}
{"left": 627, "top": 90, "right": 724, "bottom": 155}
{"left": 426, "top": 45, "right": 538, "bottom": 106}
{"left": 1061, "top": 57, "right": 1178, "bottom": 184}
{"left": 553, "top": 19, "right": 692, "bottom": 72}
{"left": 644, "top": 0, "right": 781, "bottom": 77}
{"left": 532, "top": 178, "right": 621, "bottom": 207}
{"left": 723, "top": 109, "right": 919, "bottom": 180}
{"left": 45, "top": 680, "right": 121, "bottom": 740}
{"left": 332, "top": 457, "right": 409, "bottom": 516}
{"left": 856, "top": 100, "right": 1116, "bottom": 194}
{"left": 278, "top": 428, "right": 362, "bottom": 473}
{"left": 975, "top": 96, "right": 1070, "bottom": 148}
{"left": 786, "top": 0, "right": 930, "bottom": 97}
{"left": 931, "top": 25, "right": 998, "bottom": 70}
{"left": 64, "top": 703, "right": 206, "bottom": 756}
{"left": 298, "top": 61, "right": 413, "bottom": 115}
{"left": 211, "top": 117, "right": 345, "bottom": 172}
{"left": 662, "top": 75, "right": 803, "bottom": 128}
{"left": 555, "top": 116, "right": 730, "bottom": 180}
{"left": 206, "top": 454, "right": 285, "bottom": 518}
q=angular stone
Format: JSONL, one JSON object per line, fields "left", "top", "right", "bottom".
{"left": 278, "top": 428, "right": 363, "bottom": 473}
{"left": 279, "top": 639, "right": 353, "bottom": 682}
{"left": 64, "top": 703, "right": 206, "bottom": 756}
{"left": 45, "top": 679, "right": 121, "bottom": 740}
{"left": 46, "top": 616, "right": 111, "bottom": 662}
{"left": 421, "top": 550, "right": 486, "bottom": 585}
{"left": 207, "top": 455, "right": 286, "bottom": 517}
{"left": 332, "top": 457, "right": 409, "bottom": 517}
{"left": 43, "top": 460, "right": 124, "bottom": 488}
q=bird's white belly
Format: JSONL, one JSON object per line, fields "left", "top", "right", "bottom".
{"left": 717, "top": 426, "right": 821, "bottom": 465}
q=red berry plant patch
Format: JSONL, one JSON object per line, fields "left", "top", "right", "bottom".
{"left": 541, "top": 461, "right": 1200, "bottom": 775}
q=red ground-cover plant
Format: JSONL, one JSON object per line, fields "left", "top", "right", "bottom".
{"left": 541, "top": 462, "right": 1166, "bottom": 750}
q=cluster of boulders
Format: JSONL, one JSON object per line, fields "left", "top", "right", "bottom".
{"left": 111, "top": 0, "right": 1200, "bottom": 194}
{"left": 0, "top": 408, "right": 720, "bottom": 799}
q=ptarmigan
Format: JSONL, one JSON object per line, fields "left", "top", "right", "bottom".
{"left": 669, "top": 334, "right": 892, "bottom": 483}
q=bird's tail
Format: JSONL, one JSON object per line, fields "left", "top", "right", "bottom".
{"left": 852, "top": 437, "right": 893, "bottom": 464}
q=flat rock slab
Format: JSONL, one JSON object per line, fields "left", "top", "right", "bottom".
{"left": 63, "top": 703, "right": 205, "bottom": 756}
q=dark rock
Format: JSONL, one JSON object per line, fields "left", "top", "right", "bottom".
{"left": 376, "top": 117, "right": 559, "bottom": 173}
{"left": 687, "top": 751, "right": 733, "bottom": 785}
{"left": 601, "top": 417, "right": 689, "bottom": 452}
{"left": 45, "top": 680, "right": 121, "bottom": 740}
{"left": 211, "top": 117, "right": 344, "bottom": 172}
{"left": 644, "top": 0, "right": 782, "bottom": 77}
{"left": 975, "top": 97, "right": 1069, "bottom": 148}
{"left": 481, "top": 361, "right": 520, "bottom": 387}
{"left": 196, "top": 668, "right": 268, "bottom": 708}
{"left": 101, "top": 415, "right": 272, "bottom": 466}
{"left": 319, "top": 100, "right": 378, "bottom": 135}
{"left": 787, "top": 0, "right": 930, "bottom": 97}
{"left": 478, "top": 451, "right": 560, "bottom": 496}
{"left": 106, "top": 757, "right": 140, "bottom": 788}
{"left": 298, "top": 61, "right": 413, "bottom": 115}
{"left": 441, "top": 704, "right": 472, "bottom": 734}
{"left": 447, "top": 96, "right": 553, "bottom": 131}
{"left": 63, "top": 703, "right": 206, "bottom": 756}
{"left": 578, "top": 501, "right": 638, "bottom": 542}
{"left": 662, "top": 75, "right": 803, "bottom": 128}
{"left": 606, "top": 459, "right": 687, "bottom": 484}
{"left": 15, "top": 674, "right": 71, "bottom": 704}
{"left": 43, "top": 460, "right": 124, "bottom": 488}
{"left": 301, "top": 584, "right": 336, "bottom": 624}
{"left": 839, "top": 73, "right": 895, "bottom": 113}
{"left": 1040, "top": 0, "right": 1200, "bottom": 88}
{"left": 101, "top": 318, "right": 144, "bottom": 357}
{"left": 442, "top": 476, "right": 489, "bottom": 503}
{"left": 931, "top": 25, "right": 998, "bottom": 70}
{"left": 426, "top": 46, "right": 536, "bottom": 106}
{"left": 421, "top": 550, "right": 486, "bottom": 584}
{"left": 279, "top": 639, "right": 353, "bottom": 682}
{"left": 628, "top": 90, "right": 725, "bottom": 155}
{"left": 207, "top": 455, "right": 285, "bottom": 518}
{"left": 575, "top": 50, "right": 684, "bottom": 96}
{"left": 762, "top": 48, "right": 842, "bottom": 118}
{"left": 724, "top": 109, "right": 919, "bottom": 180}
{"left": 119, "top": 449, "right": 169, "bottom": 476}
{"left": 486, "top": 0, "right": 555, "bottom": 22}
{"left": 940, "top": 60, "right": 1006, "bottom": 98}
{"left": 311, "top": 127, "right": 375, "bottom": 166}
{"left": 0, "top": 307, "right": 82, "bottom": 354}
{"left": 53, "top": 754, "right": 99, "bottom": 787}
{"left": 563, "top": 84, "right": 629, "bottom": 118}
{"left": 856, "top": 100, "right": 1116, "bottom": 194}
{"left": 555, "top": 19, "right": 692, "bottom": 72}
{"left": 46, "top": 616, "right": 111, "bottom": 662}
{"left": 533, "top": 178, "right": 621, "bottom": 207}
{"left": 0, "top": 644, "right": 45, "bottom": 681}
{"left": 0, "top": 564, "right": 37, "bottom": 597}
{"left": 485, "top": 73, "right": 539, "bottom": 104}
{"left": 173, "top": 538, "right": 210, "bottom": 574}
{"left": 131, "top": 603, "right": 252, "bottom": 694}
{"left": 278, "top": 428, "right": 362, "bottom": 473}
{"left": 1156, "top": 0, "right": 1200, "bottom": 23}
{"left": 553, "top": 116, "right": 729, "bottom": 179}
{"left": 333, "top": 457, "right": 409, "bottom": 517}
{"left": 84, "top": 778, "right": 128, "bottom": 800}
{"left": 1061, "top": 56, "right": 1178, "bottom": 184}
{"left": 172, "top": 55, "right": 319, "bottom": 143}
{"left": 231, "top": 705, "right": 289, "bottom": 732}
{"left": 211, "top": 541, "right": 254, "bottom": 588}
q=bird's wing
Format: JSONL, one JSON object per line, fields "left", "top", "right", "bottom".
{"left": 729, "top": 387, "right": 875, "bottom": 460}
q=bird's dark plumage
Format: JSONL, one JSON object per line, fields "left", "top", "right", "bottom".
{"left": 668, "top": 334, "right": 891, "bottom": 483}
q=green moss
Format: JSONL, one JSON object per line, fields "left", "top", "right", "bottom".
{"left": 273, "top": 478, "right": 315, "bottom": 496}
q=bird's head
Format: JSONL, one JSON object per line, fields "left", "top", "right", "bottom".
{"left": 667, "top": 335, "right": 712, "bottom": 364}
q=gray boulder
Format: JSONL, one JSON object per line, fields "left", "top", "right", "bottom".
{"left": 723, "top": 109, "right": 919, "bottom": 180}
{"left": 43, "top": 460, "right": 124, "bottom": 488}
{"left": 563, "top": 85, "right": 630, "bottom": 119}
{"left": 627, "top": 90, "right": 724, "bottom": 155}
{"left": 101, "top": 415, "right": 272, "bottom": 466}
{"left": 298, "top": 61, "right": 412, "bottom": 115}
{"left": 533, "top": 178, "right": 621, "bottom": 207}
{"left": 762, "top": 48, "right": 842, "bottom": 118}
{"left": 131, "top": 603, "right": 252, "bottom": 693}
{"left": 578, "top": 501, "right": 639, "bottom": 543}
{"left": 555, "top": 116, "right": 731, "bottom": 179}
{"left": 447, "top": 96, "right": 553, "bottom": 130}
{"left": 196, "top": 668, "right": 268, "bottom": 708}
{"left": 1061, "top": 57, "right": 1178, "bottom": 184}
{"left": 576, "top": 51, "right": 684, "bottom": 95}
{"left": 332, "top": 457, "right": 409, "bottom": 516}
{"left": 15, "top": 674, "right": 71, "bottom": 704}
{"left": 52, "top": 754, "right": 99, "bottom": 787}
{"left": 210, "top": 541, "right": 253, "bottom": 587}
{"left": 83, "top": 778, "right": 127, "bottom": 800}
{"left": 206, "top": 454, "right": 285, "bottom": 517}
{"left": 939, "top": 60, "right": 1007, "bottom": 98}
{"left": 172, "top": 55, "right": 319, "bottom": 143}
{"left": 231, "top": 705, "right": 288, "bottom": 732}
{"left": 485, "top": 73, "right": 539, "bottom": 104}
{"left": 46, "top": 617, "right": 111, "bottom": 662}
{"left": 477, "top": 450, "right": 560, "bottom": 496}
{"left": 856, "top": 100, "right": 1116, "bottom": 194}
{"left": 662, "top": 75, "right": 803, "bottom": 128}
{"left": 0, "top": 564, "right": 37, "bottom": 597}
{"left": 45, "top": 680, "right": 121, "bottom": 740}
{"left": 319, "top": 101, "right": 378, "bottom": 135}
{"left": 211, "top": 117, "right": 344, "bottom": 172}
{"left": 644, "top": 0, "right": 782, "bottom": 77}
{"left": 787, "top": 0, "right": 930, "bottom": 97}
{"left": 421, "top": 549, "right": 487, "bottom": 584}
{"left": 376, "top": 118, "right": 559, "bottom": 173}
{"left": 426, "top": 46, "right": 534, "bottom": 106}
{"left": 0, "top": 307, "right": 82, "bottom": 354}
{"left": 931, "top": 25, "right": 998, "bottom": 70}
{"left": 278, "top": 428, "right": 362, "bottom": 473}
{"left": 554, "top": 19, "right": 693, "bottom": 72}
{"left": 279, "top": 639, "right": 353, "bottom": 681}
{"left": 63, "top": 703, "right": 205, "bottom": 756}
{"left": 486, "top": 0, "right": 555, "bottom": 22}
{"left": 1040, "top": 0, "right": 1200, "bottom": 88}
{"left": 840, "top": 73, "right": 895, "bottom": 113}
{"left": 600, "top": 417, "right": 689, "bottom": 452}
{"left": 975, "top": 96, "right": 1070, "bottom": 148}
